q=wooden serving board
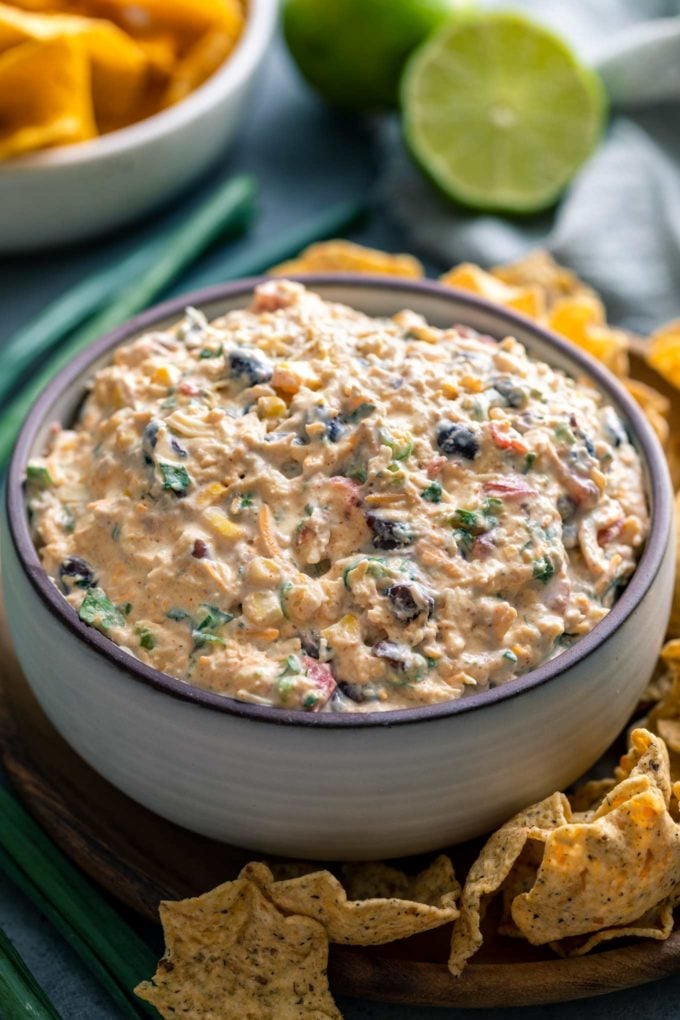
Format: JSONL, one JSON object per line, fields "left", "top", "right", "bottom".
{"left": 1, "top": 343, "right": 678, "bottom": 1010}
{"left": 3, "top": 611, "right": 680, "bottom": 1010}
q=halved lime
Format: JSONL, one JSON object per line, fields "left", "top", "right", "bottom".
{"left": 402, "top": 12, "right": 606, "bottom": 213}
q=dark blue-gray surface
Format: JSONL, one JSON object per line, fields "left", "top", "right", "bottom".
{"left": 0, "top": 30, "right": 678, "bottom": 1020}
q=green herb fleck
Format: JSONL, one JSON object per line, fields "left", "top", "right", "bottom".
{"left": 341, "top": 402, "right": 375, "bottom": 424}
{"left": 426, "top": 656, "right": 439, "bottom": 668}
{"left": 198, "top": 344, "right": 223, "bottom": 359}
{"left": 280, "top": 654, "right": 302, "bottom": 677}
{"left": 451, "top": 508, "right": 482, "bottom": 532}
{"left": 555, "top": 423, "right": 576, "bottom": 445}
{"left": 304, "top": 504, "right": 313, "bottom": 516}
{"left": 379, "top": 429, "right": 413, "bottom": 461}
{"left": 421, "top": 482, "right": 442, "bottom": 503}
{"left": 192, "top": 603, "right": 233, "bottom": 649}
{"left": 26, "top": 464, "right": 53, "bottom": 489}
{"left": 523, "top": 452, "right": 537, "bottom": 473}
{"left": 240, "top": 493, "right": 254, "bottom": 509}
{"left": 279, "top": 581, "right": 293, "bottom": 618}
{"left": 138, "top": 628, "right": 156, "bottom": 650}
{"left": 303, "top": 693, "right": 318, "bottom": 710}
{"left": 345, "top": 461, "right": 367, "bottom": 484}
{"left": 159, "top": 462, "right": 191, "bottom": 495}
{"left": 78, "top": 588, "right": 125, "bottom": 632}
{"left": 502, "top": 649, "right": 518, "bottom": 663}
{"left": 121, "top": 602, "right": 133, "bottom": 616}
{"left": 532, "top": 557, "right": 556, "bottom": 584}
{"left": 111, "top": 524, "right": 121, "bottom": 541}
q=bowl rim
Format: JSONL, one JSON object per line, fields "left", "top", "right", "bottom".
{"left": 6, "top": 273, "right": 673, "bottom": 729}
{"left": 0, "top": 0, "right": 278, "bottom": 175}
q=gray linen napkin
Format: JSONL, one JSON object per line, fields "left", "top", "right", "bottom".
{"left": 381, "top": 0, "right": 680, "bottom": 332}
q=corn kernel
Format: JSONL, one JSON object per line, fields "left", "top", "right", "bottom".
{"left": 441, "top": 381, "right": 459, "bottom": 399}
{"left": 257, "top": 395, "right": 287, "bottom": 419}
{"left": 272, "top": 361, "right": 321, "bottom": 394}
{"left": 242, "top": 591, "right": 283, "bottom": 626}
{"left": 204, "top": 507, "right": 244, "bottom": 539}
{"left": 195, "top": 482, "right": 227, "bottom": 507}
{"left": 461, "top": 374, "right": 483, "bottom": 393}
{"left": 152, "top": 364, "right": 180, "bottom": 386}
{"left": 321, "top": 613, "right": 360, "bottom": 646}
{"left": 245, "top": 557, "right": 282, "bottom": 587}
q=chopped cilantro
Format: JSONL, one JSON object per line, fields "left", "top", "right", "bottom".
{"left": 341, "top": 402, "right": 375, "bottom": 424}
{"left": 532, "top": 557, "right": 556, "bottom": 583}
{"left": 198, "top": 344, "right": 223, "bottom": 359}
{"left": 421, "top": 482, "right": 442, "bottom": 503}
{"left": 159, "top": 462, "right": 191, "bottom": 495}
{"left": 345, "top": 462, "right": 367, "bottom": 484}
{"left": 482, "top": 497, "right": 503, "bottom": 514}
{"left": 426, "top": 656, "right": 439, "bottom": 668}
{"left": 454, "top": 529, "right": 475, "bottom": 558}
{"left": 240, "top": 493, "right": 254, "bottom": 509}
{"left": 192, "top": 603, "right": 233, "bottom": 649}
{"left": 78, "top": 588, "right": 125, "bottom": 632}
{"left": 378, "top": 429, "right": 413, "bottom": 461}
{"left": 303, "top": 693, "right": 318, "bottom": 710}
{"left": 26, "top": 464, "right": 53, "bottom": 489}
{"left": 138, "top": 628, "right": 156, "bottom": 650}
{"left": 523, "top": 452, "right": 537, "bottom": 473}
{"left": 121, "top": 602, "right": 133, "bottom": 616}
{"left": 304, "top": 504, "right": 313, "bottom": 516}
{"left": 451, "top": 508, "right": 482, "bottom": 532}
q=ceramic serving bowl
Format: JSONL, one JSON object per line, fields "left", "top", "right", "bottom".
{"left": 0, "top": 0, "right": 277, "bottom": 253}
{"left": 2, "top": 276, "right": 675, "bottom": 859}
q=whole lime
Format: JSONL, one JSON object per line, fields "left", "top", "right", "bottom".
{"left": 283, "top": 0, "right": 465, "bottom": 110}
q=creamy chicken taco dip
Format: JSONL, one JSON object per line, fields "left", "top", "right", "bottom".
{"left": 27, "top": 280, "right": 648, "bottom": 713}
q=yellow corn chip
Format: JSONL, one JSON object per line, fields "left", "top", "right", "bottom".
{"left": 135, "top": 874, "right": 341, "bottom": 1019}
{"left": 243, "top": 860, "right": 459, "bottom": 946}
{"left": 341, "top": 854, "right": 460, "bottom": 907}
{"left": 163, "top": 21, "right": 240, "bottom": 106}
{"left": 548, "top": 295, "right": 630, "bottom": 377}
{"left": 0, "top": 2, "right": 148, "bottom": 131}
{"left": 648, "top": 319, "right": 680, "bottom": 390}
{"left": 448, "top": 792, "right": 570, "bottom": 976}
{"left": 624, "top": 377, "right": 670, "bottom": 446}
{"left": 76, "top": 0, "right": 244, "bottom": 53}
{"left": 511, "top": 731, "right": 680, "bottom": 946}
{"left": 272, "top": 240, "right": 424, "bottom": 278}
{"left": 567, "top": 777, "right": 617, "bottom": 814}
{"left": 0, "top": 36, "right": 95, "bottom": 160}
{"left": 492, "top": 249, "right": 596, "bottom": 308}
{"left": 440, "top": 263, "right": 545, "bottom": 319}
{"left": 551, "top": 898, "right": 676, "bottom": 957}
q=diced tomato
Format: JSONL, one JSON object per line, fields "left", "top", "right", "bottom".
{"left": 426, "top": 456, "right": 447, "bottom": 478}
{"left": 484, "top": 475, "right": 536, "bottom": 499}
{"left": 302, "top": 657, "right": 336, "bottom": 709}
{"left": 489, "top": 423, "right": 528, "bottom": 455}
{"left": 178, "top": 381, "right": 200, "bottom": 396}
{"left": 597, "top": 518, "right": 624, "bottom": 546}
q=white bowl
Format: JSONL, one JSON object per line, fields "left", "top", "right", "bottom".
{"left": 0, "top": 0, "right": 277, "bottom": 252}
{"left": 2, "top": 276, "right": 675, "bottom": 858}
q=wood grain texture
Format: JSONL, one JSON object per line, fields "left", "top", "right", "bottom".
{"left": 1, "top": 341, "right": 678, "bottom": 1008}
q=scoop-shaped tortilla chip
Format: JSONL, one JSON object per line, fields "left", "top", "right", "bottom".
{"left": 448, "top": 792, "right": 570, "bottom": 976}
{"left": 0, "top": 36, "right": 95, "bottom": 159}
{"left": 135, "top": 875, "right": 341, "bottom": 1019}
{"left": 551, "top": 897, "right": 675, "bottom": 958}
{"left": 273, "top": 240, "right": 424, "bottom": 278}
{"left": 492, "top": 249, "right": 596, "bottom": 308}
{"left": 242, "top": 859, "right": 459, "bottom": 946}
{"left": 648, "top": 318, "right": 680, "bottom": 390}
{"left": 511, "top": 731, "right": 680, "bottom": 946}
{"left": 340, "top": 854, "right": 460, "bottom": 908}
{"left": 72, "top": 0, "right": 244, "bottom": 52}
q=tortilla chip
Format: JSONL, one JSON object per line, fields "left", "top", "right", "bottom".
{"left": 448, "top": 792, "right": 570, "bottom": 976}
{"left": 670, "top": 501, "right": 680, "bottom": 639}
{"left": 492, "top": 249, "right": 596, "bottom": 308}
{"left": 511, "top": 731, "right": 680, "bottom": 946}
{"left": 243, "top": 860, "right": 459, "bottom": 946}
{"left": 68, "top": 0, "right": 242, "bottom": 52}
{"left": 135, "top": 874, "right": 341, "bottom": 1019}
{"left": 648, "top": 319, "right": 680, "bottom": 391}
{"left": 551, "top": 897, "right": 676, "bottom": 957}
{"left": 272, "top": 240, "right": 424, "bottom": 278}
{"left": 624, "top": 377, "right": 670, "bottom": 446}
{"left": 0, "top": 36, "right": 95, "bottom": 159}
{"left": 341, "top": 855, "right": 460, "bottom": 908}
{"left": 0, "top": 2, "right": 148, "bottom": 130}
{"left": 163, "top": 20, "right": 241, "bottom": 106}
{"left": 548, "top": 295, "right": 630, "bottom": 377}
{"left": 440, "top": 263, "right": 545, "bottom": 319}
{"left": 567, "top": 777, "right": 617, "bottom": 814}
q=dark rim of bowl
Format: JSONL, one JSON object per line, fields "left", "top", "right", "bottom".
{"left": 6, "top": 274, "right": 673, "bottom": 729}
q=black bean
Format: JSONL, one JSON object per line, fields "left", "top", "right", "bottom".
{"left": 170, "top": 437, "right": 188, "bottom": 458}
{"left": 365, "top": 514, "right": 414, "bottom": 550}
{"left": 601, "top": 408, "right": 628, "bottom": 448}
{"left": 59, "top": 556, "right": 97, "bottom": 592}
{"left": 492, "top": 377, "right": 528, "bottom": 409}
{"left": 436, "top": 423, "right": 479, "bottom": 460}
{"left": 337, "top": 680, "right": 374, "bottom": 704}
{"left": 373, "top": 640, "right": 408, "bottom": 670}
{"left": 385, "top": 582, "right": 434, "bottom": 621}
{"left": 326, "top": 417, "right": 344, "bottom": 442}
{"left": 192, "top": 539, "right": 209, "bottom": 559}
{"left": 301, "top": 632, "right": 321, "bottom": 658}
{"left": 229, "top": 349, "right": 272, "bottom": 386}
{"left": 142, "top": 420, "right": 161, "bottom": 464}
